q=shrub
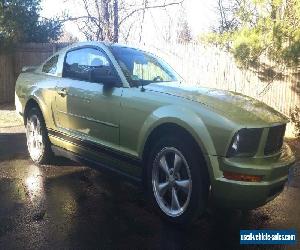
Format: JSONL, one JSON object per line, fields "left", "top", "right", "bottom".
{"left": 290, "top": 106, "right": 300, "bottom": 137}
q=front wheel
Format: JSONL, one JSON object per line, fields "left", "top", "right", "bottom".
{"left": 147, "top": 136, "right": 209, "bottom": 225}
{"left": 26, "top": 107, "right": 53, "bottom": 164}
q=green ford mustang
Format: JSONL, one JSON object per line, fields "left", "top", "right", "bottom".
{"left": 15, "top": 42, "right": 295, "bottom": 224}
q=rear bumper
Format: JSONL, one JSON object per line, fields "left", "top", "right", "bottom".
{"left": 210, "top": 143, "right": 295, "bottom": 209}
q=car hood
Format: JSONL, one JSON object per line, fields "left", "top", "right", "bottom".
{"left": 145, "top": 82, "right": 288, "bottom": 126}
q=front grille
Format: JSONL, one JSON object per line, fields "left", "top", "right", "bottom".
{"left": 264, "top": 125, "right": 286, "bottom": 155}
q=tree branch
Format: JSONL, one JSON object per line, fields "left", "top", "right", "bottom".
{"left": 118, "top": 0, "right": 184, "bottom": 26}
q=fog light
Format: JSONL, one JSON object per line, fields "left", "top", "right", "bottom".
{"left": 223, "top": 171, "right": 263, "bottom": 182}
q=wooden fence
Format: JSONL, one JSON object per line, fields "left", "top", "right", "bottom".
{"left": 0, "top": 54, "right": 15, "bottom": 104}
{"left": 0, "top": 43, "right": 70, "bottom": 103}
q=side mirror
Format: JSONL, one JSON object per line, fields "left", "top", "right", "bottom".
{"left": 90, "top": 67, "right": 120, "bottom": 86}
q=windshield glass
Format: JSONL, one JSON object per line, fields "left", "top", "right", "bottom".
{"left": 110, "top": 45, "right": 180, "bottom": 86}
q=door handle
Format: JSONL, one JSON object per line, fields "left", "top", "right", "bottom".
{"left": 57, "top": 88, "right": 67, "bottom": 97}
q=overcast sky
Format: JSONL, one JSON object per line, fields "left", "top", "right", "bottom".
{"left": 40, "top": 0, "right": 218, "bottom": 42}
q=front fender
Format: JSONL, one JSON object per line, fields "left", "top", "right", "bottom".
{"left": 137, "top": 105, "right": 217, "bottom": 158}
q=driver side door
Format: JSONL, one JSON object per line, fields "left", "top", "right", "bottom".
{"left": 54, "top": 46, "right": 123, "bottom": 149}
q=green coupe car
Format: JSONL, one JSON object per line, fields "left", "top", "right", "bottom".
{"left": 15, "top": 42, "right": 295, "bottom": 224}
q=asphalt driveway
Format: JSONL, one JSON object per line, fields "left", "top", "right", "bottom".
{"left": 0, "top": 129, "right": 299, "bottom": 249}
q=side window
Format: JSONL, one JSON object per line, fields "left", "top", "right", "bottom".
{"left": 63, "top": 47, "right": 117, "bottom": 84}
{"left": 42, "top": 55, "right": 59, "bottom": 74}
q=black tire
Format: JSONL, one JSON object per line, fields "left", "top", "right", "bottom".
{"left": 25, "top": 107, "right": 53, "bottom": 164}
{"left": 146, "top": 135, "right": 209, "bottom": 225}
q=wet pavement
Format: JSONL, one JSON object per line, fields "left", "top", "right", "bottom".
{"left": 0, "top": 131, "right": 299, "bottom": 249}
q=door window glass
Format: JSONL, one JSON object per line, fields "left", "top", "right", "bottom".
{"left": 63, "top": 47, "right": 116, "bottom": 83}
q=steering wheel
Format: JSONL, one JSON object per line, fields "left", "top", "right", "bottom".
{"left": 153, "top": 76, "right": 163, "bottom": 82}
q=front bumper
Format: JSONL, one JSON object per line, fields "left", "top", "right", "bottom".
{"left": 209, "top": 143, "right": 296, "bottom": 209}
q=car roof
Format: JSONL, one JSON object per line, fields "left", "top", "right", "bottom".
{"left": 59, "top": 41, "right": 140, "bottom": 54}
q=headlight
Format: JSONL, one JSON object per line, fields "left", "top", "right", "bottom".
{"left": 227, "top": 128, "right": 263, "bottom": 157}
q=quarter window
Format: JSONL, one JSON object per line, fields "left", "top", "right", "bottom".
{"left": 63, "top": 47, "right": 116, "bottom": 83}
{"left": 42, "top": 55, "right": 58, "bottom": 74}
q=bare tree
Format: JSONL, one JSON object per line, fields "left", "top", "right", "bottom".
{"left": 176, "top": 8, "right": 192, "bottom": 43}
{"left": 113, "top": 0, "right": 119, "bottom": 42}
{"left": 162, "top": 17, "right": 173, "bottom": 43}
{"left": 215, "top": 0, "right": 259, "bottom": 34}
{"left": 215, "top": 0, "right": 238, "bottom": 33}
{"left": 67, "top": 0, "right": 184, "bottom": 42}
{"left": 58, "top": 29, "right": 79, "bottom": 42}
{"left": 138, "top": 0, "right": 148, "bottom": 43}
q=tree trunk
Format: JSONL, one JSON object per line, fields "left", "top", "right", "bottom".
{"left": 113, "top": 0, "right": 119, "bottom": 42}
{"left": 138, "top": 0, "right": 148, "bottom": 43}
{"left": 102, "top": 0, "right": 110, "bottom": 40}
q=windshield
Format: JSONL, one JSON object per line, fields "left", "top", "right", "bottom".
{"left": 110, "top": 45, "right": 180, "bottom": 87}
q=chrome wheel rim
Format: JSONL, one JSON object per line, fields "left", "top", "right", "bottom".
{"left": 26, "top": 115, "right": 43, "bottom": 162}
{"left": 152, "top": 147, "right": 192, "bottom": 217}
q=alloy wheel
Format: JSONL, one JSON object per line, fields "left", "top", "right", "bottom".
{"left": 152, "top": 147, "right": 192, "bottom": 217}
{"left": 26, "top": 114, "right": 44, "bottom": 162}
